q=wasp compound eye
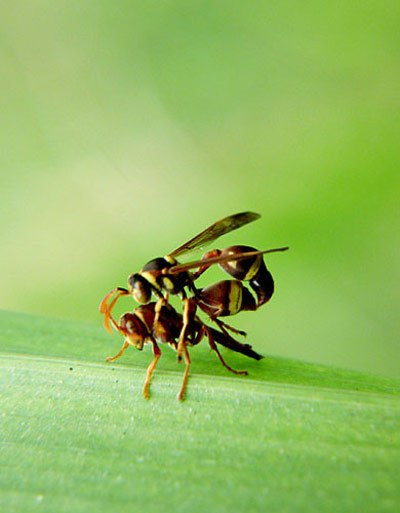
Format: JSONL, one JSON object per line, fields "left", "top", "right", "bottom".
{"left": 127, "top": 273, "right": 152, "bottom": 304}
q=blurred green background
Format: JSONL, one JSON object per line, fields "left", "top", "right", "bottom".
{"left": 1, "top": 1, "right": 399, "bottom": 377}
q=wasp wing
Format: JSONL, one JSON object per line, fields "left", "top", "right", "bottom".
{"left": 169, "top": 246, "right": 289, "bottom": 274}
{"left": 168, "top": 211, "right": 261, "bottom": 258}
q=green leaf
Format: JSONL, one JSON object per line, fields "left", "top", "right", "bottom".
{"left": 1, "top": 310, "right": 399, "bottom": 513}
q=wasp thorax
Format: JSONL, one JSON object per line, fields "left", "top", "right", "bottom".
{"left": 141, "top": 257, "right": 174, "bottom": 272}
{"left": 127, "top": 273, "right": 152, "bottom": 304}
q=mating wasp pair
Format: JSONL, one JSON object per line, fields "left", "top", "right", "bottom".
{"left": 100, "top": 212, "right": 289, "bottom": 399}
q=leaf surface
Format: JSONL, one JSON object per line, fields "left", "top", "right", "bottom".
{"left": 1, "top": 310, "right": 399, "bottom": 513}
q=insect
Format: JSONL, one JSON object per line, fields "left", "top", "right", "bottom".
{"left": 102, "top": 301, "right": 263, "bottom": 400}
{"left": 100, "top": 212, "right": 289, "bottom": 360}
{"left": 169, "top": 243, "right": 285, "bottom": 339}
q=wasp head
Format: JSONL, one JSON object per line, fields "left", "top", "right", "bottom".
{"left": 127, "top": 273, "right": 152, "bottom": 304}
{"left": 119, "top": 312, "right": 147, "bottom": 350}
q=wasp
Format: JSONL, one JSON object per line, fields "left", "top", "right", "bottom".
{"left": 103, "top": 301, "right": 263, "bottom": 400}
{"left": 100, "top": 212, "right": 288, "bottom": 360}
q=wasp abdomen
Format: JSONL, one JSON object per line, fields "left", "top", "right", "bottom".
{"left": 219, "top": 245, "right": 262, "bottom": 281}
{"left": 250, "top": 265, "right": 274, "bottom": 306}
{"left": 197, "top": 280, "right": 257, "bottom": 317}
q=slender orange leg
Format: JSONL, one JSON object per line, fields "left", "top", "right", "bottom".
{"left": 104, "top": 293, "right": 123, "bottom": 332}
{"left": 154, "top": 294, "right": 168, "bottom": 318}
{"left": 108, "top": 311, "right": 122, "bottom": 333}
{"left": 106, "top": 340, "right": 129, "bottom": 362}
{"left": 177, "top": 341, "right": 191, "bottom": 401}
{"left": 192, "top": 249, "right": 221, "bottom": 279}
{"left": 153, "top": 293, "right": 169, "bottom": 330}
{"left": 214, "top": 318, "right": 247, "bottom": 338}
{"left": 104, "top": 299, "right": 129, "bottom": 335}
{"left": 143, "top": 341, "right": 161, "bottom": 399}
{"left": 205, "top": 327, "right": 248, "bottom": 375}
{"left": 99, "top": 288, "right": 118, "bottom": 314}
{"left": 192, "top": 322, "right": 206, "bottom": 345}
{"left": 99, "top": 287, "right": 129, "bottom": 332}
{"left": 177, "top": 297, "right": 196, "bottom": 362}
{"left": 152, "top": 294, "right": 173, "bottom": 346}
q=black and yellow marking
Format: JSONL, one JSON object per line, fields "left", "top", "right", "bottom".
{"left": 227, "top": 280, "right": 243, "bottom": 316}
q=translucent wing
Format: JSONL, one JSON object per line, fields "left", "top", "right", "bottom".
{"left": 169, "top": 247, "right": 289, "bottom": 274}
{"left": 168, "top": 212, "right": 261, "bottom": 258}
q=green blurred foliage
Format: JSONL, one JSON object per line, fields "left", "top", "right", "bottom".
{"left": 1, "top": 1, "right": 399, "bottom": 376}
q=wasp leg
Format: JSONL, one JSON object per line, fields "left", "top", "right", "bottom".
{"left": 192, "top": 249, "right": 221, "bottom": 280}
{"left": 143, "top": 340, "right": 161, "bottom": 399}
{"left": 205, "top": 327, "right": 248, "bottom": 375}
{"left": 106, "top": 340, "right": 129, "bottom": 362}
{"left": 153, "top": 293, "right": 173, "bottom": 347}
{"left": 177, "top": 340, "right": 191, "bottom": 401}
{"left": 214, "top": 318, "right": 247, "bottom": 337}
{"left": 99, "top": 287, "right": 129, "bottom": 333}
{"left": 208, "top": 306, "right": 247, "bottom": 340}
{"left": 153, "top": 292, "right": 170, "bottom": 327}
{"left": 192, "top": 322, "right": 207, "bottom": 345}
{"left": 177, "top": 296, "right": 197, "bottom": 362}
